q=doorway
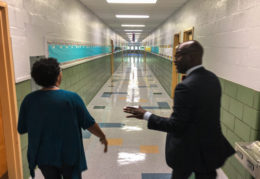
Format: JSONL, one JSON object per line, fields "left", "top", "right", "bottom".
{"left": 183, "top": 27, "right": 194, "bottom": 42}
{"left": 171, "top": 33, "right": 181, "bottom": 98}
{"left": 0, "top": 2, "right": 23, "bottom": 179}
{"left": 181, "top": 27, "right": 194, "bottom": 81}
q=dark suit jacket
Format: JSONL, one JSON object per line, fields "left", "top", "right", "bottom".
{"left": 148, "top": 67, "right": 235, "bottom": 172}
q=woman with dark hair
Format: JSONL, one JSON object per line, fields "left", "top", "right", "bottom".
{"left": 18, "top": 57, "right": 108, "bottom": 179}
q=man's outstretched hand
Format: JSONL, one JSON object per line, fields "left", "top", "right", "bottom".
{"left": 123, "top": 106, "right": 147, "bottom": 119}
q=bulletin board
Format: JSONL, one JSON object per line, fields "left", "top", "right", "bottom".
{"left": 145, "top": 46, "right": 151, "bottom": 52}
{"left": 159, "top": 44, "right": 173, "bottom": 59}
{"left": 151, "top": 46, "right": 159, "bottom": 54}
{"left": 48, "top": 41, "right": 111, "bottom": 63}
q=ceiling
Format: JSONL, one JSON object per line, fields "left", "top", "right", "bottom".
{"left": 80, "top": 0, "right": 188, "bottom": 42}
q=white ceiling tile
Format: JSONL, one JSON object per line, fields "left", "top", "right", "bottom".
{"left": 79, "top": 0, "right": 189, "bottom": 41}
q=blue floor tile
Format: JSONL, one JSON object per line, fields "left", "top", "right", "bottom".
{"left": 142, "top": 106, "right": 161, "bottom": 109}
{"left": 157, "top": 102, "right": 171, "bottom": 109}
{"left": 102, "top": 92, "right": 113, "bottom": 97}
{"left": 153, "top": 92, "right": 162, "bottom": 95}
{"left": 82, "top": 123, "right": 125, "bottom": 138}
{"left": 142, "top": 173, "right": 195, "bottom": 179}
{"left": 98, "top": 123, "right": 125, "bottom": 128}
{"left": 101, "top": 92, "right": 127, "bottom": 97}
{"left": 142, "top": 102, "right": 171, "bottom": 110}
{"left": 142, "top": 173, "right": 171, "bottom": 179}
{"left": 93, "top": 106, "right": 106, "bottom": 109}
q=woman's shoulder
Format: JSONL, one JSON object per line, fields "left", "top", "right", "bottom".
{"left": 58, "top": 89, "right": 79, "bottom": 97}
{"left": 56, "top": 90, "right": 83, "bottom": 102}
{"left": 23, "top": 89, "right": 82, "bottom": 104}
{"left": 25, "top": 89, "right": 78, "bottom": 98}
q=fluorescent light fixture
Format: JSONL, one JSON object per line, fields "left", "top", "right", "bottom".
{"left": 122, "top": 24, "right": 145, "bottom": 27}
{"left": 126, "top": 33, "right": 141, "bottom": 35}
{"left": 107, "top": 0, "right": 157, "bottom": 3}
{"left": 124, "top": 30, "right": 143, "bottom": 32}
{"left": 116, "top": 15, "right": 149, "bottom": 18}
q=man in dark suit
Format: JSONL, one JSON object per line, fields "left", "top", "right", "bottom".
{"left": 123, "top": 40, "right": 235, "bottom": 179}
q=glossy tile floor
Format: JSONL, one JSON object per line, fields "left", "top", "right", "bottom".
{"left": 34, "top": 55, "right": 227, "bottom": 179}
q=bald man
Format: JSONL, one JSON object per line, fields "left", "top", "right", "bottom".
{"left": 124, "top": 41, "right": 235, "bottom": 179}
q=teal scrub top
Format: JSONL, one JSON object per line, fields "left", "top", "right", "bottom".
{"left": 18, "top": 89, "right": 95, "bottom": 178}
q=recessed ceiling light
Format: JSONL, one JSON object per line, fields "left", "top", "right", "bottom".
{"left": 116, "top": 15, "right": 149, "bottom": 18}
{"left": 107, "top": 0, "right": 156, "bottom": 3}
{"left": 121, "top": 24, "right": 145, "bottom": 27}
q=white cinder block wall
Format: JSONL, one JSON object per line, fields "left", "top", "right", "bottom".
{"left": 143, "top": 0, "right": 260, "bottom": 91}
{"left": 2, "top": 0, "right": 126, "bottom": 83}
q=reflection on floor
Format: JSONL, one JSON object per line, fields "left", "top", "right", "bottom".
{"left": 33, "top": 56, "right": 228, "bottom": 179}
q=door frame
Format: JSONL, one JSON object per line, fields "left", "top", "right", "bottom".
{"left": 183, "top": 27, "right": 194, "bottom": 42}
{"left": 181, "top": 27, "right": 194, "bottom": 81}
{"left": 110, "top": 39, "right": 114, "bottom": 74}
{"left": 171, "top": 32, "right": 181, "bottom": 98}
{"left": 0, "top": 2, "right": 23, "bottom": 179}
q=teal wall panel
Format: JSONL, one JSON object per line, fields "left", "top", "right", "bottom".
{"left": 48, "top": 44, "right": 111, "bottom": 63}
{"left": 151, "top": 46, "right": 159, "bottom": 54}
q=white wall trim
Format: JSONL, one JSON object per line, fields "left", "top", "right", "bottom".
{"left": 147, "top": 51, "right": 172, "bottom": 62}
{"left": 60, "top": 53, "right": 112, "bottom": 69}
{"left": 15, "top": 75, "right": 31, "bottom": 83}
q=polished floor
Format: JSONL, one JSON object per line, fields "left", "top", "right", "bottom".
{"left": 34, "top": 55, "right": 227, "bottom": 179}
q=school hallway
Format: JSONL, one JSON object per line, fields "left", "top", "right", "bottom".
{"left": 0, "top": 0, "right": 260, "bottom": 179}
{"left": 31, "top": 55, "right": 227, "bottom": 179}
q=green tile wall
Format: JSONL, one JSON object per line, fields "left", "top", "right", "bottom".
{"left": 114, "top": 52, "right": 123, "bottom": 71}
{"left": 59, "top": 55, "right": 112, "bottom": 104}
{"left": 146, "top": 53, "right": 172, "bottom": 97}
{"left": 16, "top": 80, "right": 32, "bottom": 179}
{"left": 219, "top": 78, "right": 260, "bottom": 179}
{"left": 16, "top": 54, "right": 121, "bottom": 178}
{"left": 146, "top": 53, "right": 260, "bottom": 179}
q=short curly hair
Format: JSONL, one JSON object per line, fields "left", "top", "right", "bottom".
{"left": 31, "top": 58, "right": 60, "bottom": 87}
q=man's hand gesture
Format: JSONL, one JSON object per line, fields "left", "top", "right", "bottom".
{"left": 123, "top": 106, "right": 146, "bottom": 119}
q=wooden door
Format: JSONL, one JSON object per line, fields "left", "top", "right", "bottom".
{"left": 182, "top": 27, "right": 194, "bottom": 80}
{"left": 0, "top": 99, "right": 7, "bottom": 178}
{"left": 171, "top": 33, "right": 181, "bottom": 98}
{"left": 110, "top": 39, "right": 114, "bottom": 74}
{"left": 0, "top": 2, "right": 23, "bottom": 178}
{"left": 183, "top": 27, "right": 194, "bottom": 42}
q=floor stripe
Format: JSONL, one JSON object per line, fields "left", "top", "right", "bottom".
{"left": 140, "top": 145, "right": 159, "bottom": 154}
{"left": 98, "top": 123, "right": 125, "bottom": 128}
{"left": 93, "top": 106, "right": 105, "bottom": 109}
{"left": 142, "top": 173, "right": 171, "bottom": 179}
{"left": 107, "top": 138, "right": 123, "bottom": 146}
